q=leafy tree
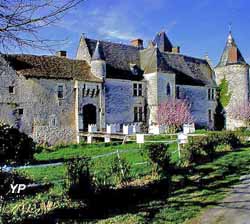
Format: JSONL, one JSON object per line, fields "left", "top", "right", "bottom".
{"left": 0, "top": 122, "right": 35, "bottom": 165}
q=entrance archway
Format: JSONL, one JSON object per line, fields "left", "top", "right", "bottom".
{"left": 83, "top": 104, "right": 97, "bottom": 131}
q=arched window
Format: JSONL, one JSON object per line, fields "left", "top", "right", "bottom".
{"left": 166, "top": 83, "right": 171, "bottom": 96}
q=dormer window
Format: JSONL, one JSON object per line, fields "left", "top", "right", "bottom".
{"left": 130, "top": 64, "right": 139, "bottom": 75}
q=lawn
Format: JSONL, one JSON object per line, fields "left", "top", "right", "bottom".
{"left": 7, "top": 142, "right": 250, "bottom": 223}
{"left": 20, "top": 141, "right": 179, "bottom": 190}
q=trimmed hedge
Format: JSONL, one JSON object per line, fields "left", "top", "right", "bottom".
{"left": 183, "top": 132, "right": 241, "bottom": 164}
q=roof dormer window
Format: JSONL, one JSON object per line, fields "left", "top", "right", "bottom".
{"left": 130, "top": 63, "right": 139, "bottom": 75}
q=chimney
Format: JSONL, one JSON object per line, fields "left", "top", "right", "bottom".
{"left": 228, "top": 46, "right": 237, "bottom": 63}
{"left": 172, "top": 46, "right": 180, "bottom": 53}
{"left": 56, "top": 50, "right": 67, "bottom": 58}
{"left": 131, "top": 39, "right": 143, "bottom": 49}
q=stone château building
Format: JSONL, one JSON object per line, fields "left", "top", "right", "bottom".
{"left": 0, "top": 31, "right": 221, "bottom": 144}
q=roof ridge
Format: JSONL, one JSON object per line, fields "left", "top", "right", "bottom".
{"left": 85, "top": 37, "right": 139, "bottom": 50}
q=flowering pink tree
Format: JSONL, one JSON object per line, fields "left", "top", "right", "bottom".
{"left": 157, "top": 98, "right": 193, "bottom": 131}
{"left": 229, "top": 102, "right": 250, "bottom": 126}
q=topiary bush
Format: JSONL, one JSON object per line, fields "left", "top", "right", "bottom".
{"left": 0, "top": 122, "right": 35, "bottom": 165}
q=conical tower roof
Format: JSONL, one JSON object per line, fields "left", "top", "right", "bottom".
{"left": 153, "top": 31, "right": 173, "bottom": 52}
{"left": 216, "top": 32, "right": 246, "bottom": 67}
{"left": 92, "top": 41, "right": 105, "bottom": 61}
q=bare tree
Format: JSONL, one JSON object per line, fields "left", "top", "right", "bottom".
{"left": 0, "top": 0, "right": 83, "bottom": 51}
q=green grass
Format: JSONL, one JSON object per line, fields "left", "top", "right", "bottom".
{"left": 11, "top": 143, "right": 250, "bottom": 223}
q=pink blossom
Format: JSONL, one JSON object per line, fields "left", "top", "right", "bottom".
{"left": 157, "top": 98, "right": 193, "bottom": 129}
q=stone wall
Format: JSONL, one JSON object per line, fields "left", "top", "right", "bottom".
{"left": 78, "top": 81, "right": 103, "bottom": 130}
{"left": 215, "top": 64, "right": 249, "bottom": 129}
{"left": 177, "top": 85, "right": 217, "bottom": 128}
{"left": 0, "top": 56, "right": 77, "bottom": 145}
{"left": 144, "top": 72, "right": 175, "bottom": 125}
{"left": 105, "top": 78, "right": 146, "bottom": 124}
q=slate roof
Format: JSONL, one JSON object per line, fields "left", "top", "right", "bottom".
{"left": 153, "top": 31, "right": 173, "bottom": 52}
{"left": 2, "top": 54, "right": 102, "bottom": 82}
{"left": 92, "top": 41, "right": 105, "bottom": 60}
{"left": 140, "top": 46, "right": 215, "bottom": 86}
{"left": 161, "top": 52, "right": 216, "bottom": 86}
{"left": 216, "top": 32, "right": 246, "bottom": 67}
{"left": 85, "top": 38, "right": 144, "bottom": 81}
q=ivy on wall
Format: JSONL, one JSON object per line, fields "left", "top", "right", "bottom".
{"left": 218, "top": 78, "right": 231, "bottom": 108}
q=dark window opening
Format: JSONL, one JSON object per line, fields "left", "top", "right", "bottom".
{"left": 18, "top": 109, "right": 23, "bottom": 115}
{"left": 134, "top": 106, "right": 143, "bottom": 122}
{"left": 208, "top": 88, "right": 211, "bottom": 100}
{"left": 134, "top": 107, "right": 138, "bottom": 122}
{"left": 208, "top": 109, "right": 212, "bottom": 122}
{"left": 176, "top": 86, "right": 180, "bottom": 99}
{"left": 9, "top": 86, "right": 14, "bottom": 94}
{"left": 57, "top": 85, "right": 64, "bottom": 99}
{"left": 133, "top": 83, "right": 137, "bottom": 96}
{"left": 138, "top": 84, "right": 142, "bottom": 96}
{"left": 166, "top": 83, "right": 171, "bottom": 96}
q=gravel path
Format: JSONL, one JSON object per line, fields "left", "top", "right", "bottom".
{"left": 197, "top": 175, "right": 250, "bottom": 224}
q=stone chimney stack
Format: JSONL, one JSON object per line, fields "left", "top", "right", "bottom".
{"left": 131, "top": 39, "right": 143, "bottom": 49}
{"left": 56, "top": 51, "right": 67, "bottom": 58}
{"left": 172, "top": 46, "right": 180, "bottom": 53}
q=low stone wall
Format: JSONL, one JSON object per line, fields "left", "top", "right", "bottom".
{"left": 32, "top": 126, "right": 76, "bottom": 145}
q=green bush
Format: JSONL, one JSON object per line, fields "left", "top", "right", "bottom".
{"left": 183, "top": 132, "right": 241, "bottom": 164}
{"left": 66, "top": 157, "right": 93, "bottom": 198}
{"left": 109, "top": 156, "right": 131, "bottom": 187}
{"left": 0, "top": 122, "right": 35, "bottom": 165}
{"left": 146, "top": 143, "right": 173, "bottom": 178}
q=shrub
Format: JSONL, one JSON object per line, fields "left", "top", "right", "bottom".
{"left": 109, "top": 156, "right": 131, "bottom": 187}
{"left": 66, "top": 157, "right": 93, "bottom": 198}
{"left": 0, "top": 122, "right": 35, "bottom": 165}
{"left": 183, "top": 132, "right": 241, "bottom": 164}
{"left": 146, "top": 143, "right": 173, "bottom": 179}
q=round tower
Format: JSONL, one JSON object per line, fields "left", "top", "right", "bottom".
{"left": 214, "top": 31, "right": 249, "bottom": 130}
{"left": 91, "top": 41, "right": 106, "bottom": 79}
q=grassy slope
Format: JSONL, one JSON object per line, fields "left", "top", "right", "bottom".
{"left": 94, "top": 148, "right": 250, "bottom": 224}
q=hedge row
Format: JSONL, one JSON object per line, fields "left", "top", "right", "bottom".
{"left": 183, "top": 131, "right": 241, "bottom": 164}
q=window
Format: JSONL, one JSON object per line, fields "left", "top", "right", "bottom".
{"left": 134, "top": 106, "right": 143, "bottom": 122}
{"left": 18, "top": 109, "right": 23, "bottom": 115}
{"left": 138, "top": 107, "right": 143, "bottom": 122}
{"left": 208, "top": 88, "right": 211, "bottom": 100}
{"left": 133, "top": 83, "right": 143, "bottom": 96}
{"left": 9, "top": 86, "right": 14, "bottom": 94}
{"left": 166, "top": 83, "right": 171, "bottom": 96}
{"left": 50, "top": 115, "right": 58, "bottom": 127}
{"left": 208, "top": 109, "right": 212, "bottom": 122}
{"left": 211, "top": 88, "right": 215, "bottom": 100}
{"left": 176, "top": 86, "right": 180, "bottom": 99}
{"left": 138, "top": 84, "right": 142, "bottom": 96}
{"left": 134, "top": 107, "right": 138, "bottom": 122}
{"left": 57, "top": 85, "right": 64, "bottom": 99}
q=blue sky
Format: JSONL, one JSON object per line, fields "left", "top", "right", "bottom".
{"left": 28, "top": 0, "right": 250, "bottom": 66}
